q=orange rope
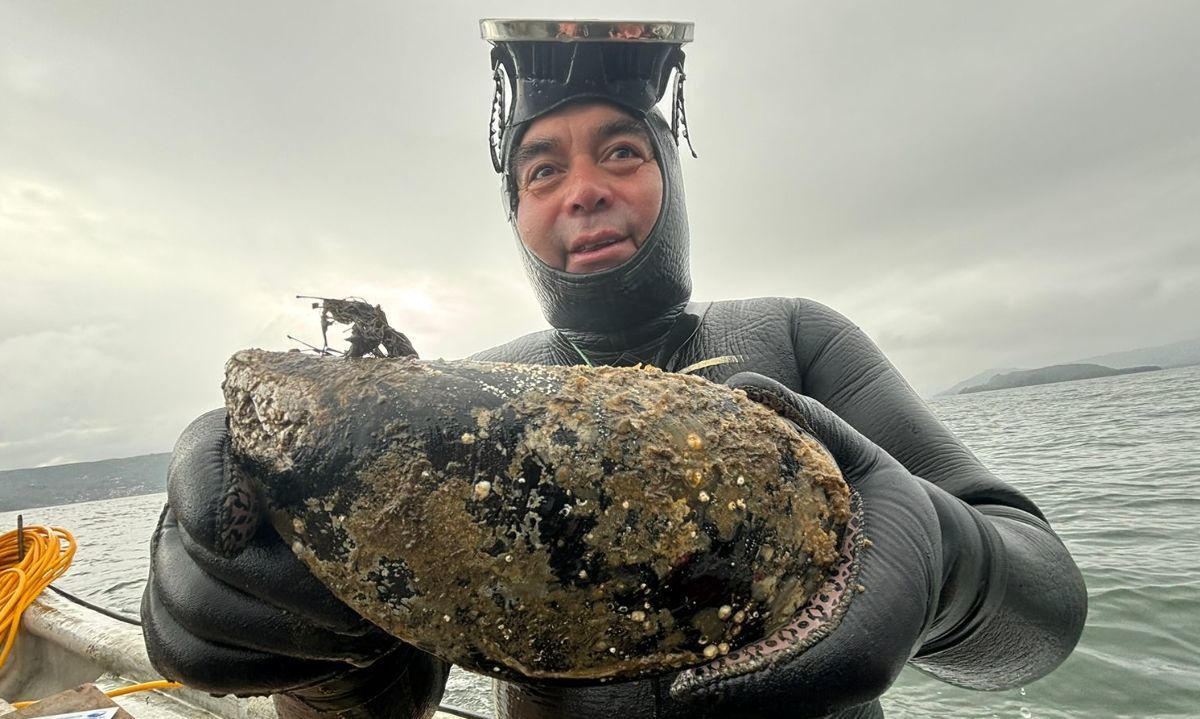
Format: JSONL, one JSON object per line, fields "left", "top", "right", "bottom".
{"left": 0, "top": 525, "right": 76, "bottom": 668}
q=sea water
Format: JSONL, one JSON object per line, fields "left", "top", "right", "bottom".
{"left": 6, "top": 365, "right": 1199, "bottom": 718}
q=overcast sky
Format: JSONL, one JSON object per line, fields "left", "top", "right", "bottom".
{"left": 2, "top": 1, "right": 1198, "bottom": 470}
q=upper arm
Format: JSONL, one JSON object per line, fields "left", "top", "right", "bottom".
{"left": 790, "top": 299, "right": 1044, "bottom": 518}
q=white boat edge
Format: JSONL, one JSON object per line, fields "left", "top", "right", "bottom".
{"left": 0, "top": 592, "right": 461, "bottom": 718}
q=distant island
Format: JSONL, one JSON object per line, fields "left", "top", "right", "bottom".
{"left": 960, "top": 363, "right": 1161, "bottom": 394}
{"left": 938, "top": 336, "right": 1200, "bottom": 397}
{"left": 0, "top": 453, "right": 170, "bottom": 512}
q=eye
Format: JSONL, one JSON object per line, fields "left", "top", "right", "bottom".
{"left": 529, "top": 164, "right": 557, "bottom": 182}
{"left": 607, "top": 145, "right": 641, "bottom": 161}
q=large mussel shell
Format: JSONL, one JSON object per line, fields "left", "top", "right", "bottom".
{"left": 223, "top": 350, "right": 850, "bottom": 682}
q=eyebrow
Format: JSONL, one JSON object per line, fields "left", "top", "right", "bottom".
{"left": 596, "top": 117, "right": 652, "bottom": 146}
{"left": 511, "top": 137, "right": 560, "bottom": 178}
{"left": 511, "top": 117, "right": 654, "bottom": 178}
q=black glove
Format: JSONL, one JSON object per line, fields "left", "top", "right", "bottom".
{"left": 670, "top": 373, "right": 1004, "bottom": 718}
{"left": 141, "top": 409, "right": 449, "bottom": 714}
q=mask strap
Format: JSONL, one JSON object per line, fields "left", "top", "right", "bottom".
{"left": 671, "top": 66, "right": 699, "bottom": 159}
{"left": 489, "top": 50, "right": 509, "bottom": 174}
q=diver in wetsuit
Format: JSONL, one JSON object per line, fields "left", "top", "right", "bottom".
{"left": 141, "top": 20, "right": 1087, "bottom": 719}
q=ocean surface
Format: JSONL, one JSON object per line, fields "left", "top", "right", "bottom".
{"left": 5, "top": 365, "right": 1199, "bottom": 718}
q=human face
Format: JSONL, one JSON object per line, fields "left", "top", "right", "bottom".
{"left": 512, "top": 103, "right": 663, "bottom": 274}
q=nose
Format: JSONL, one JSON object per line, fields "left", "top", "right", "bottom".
{"left": 563, "top": 161, "right": 611, "bottom": 215}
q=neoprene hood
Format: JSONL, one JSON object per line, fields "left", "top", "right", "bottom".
{"left": 481, "top": 19, "right": 697, "bottom": 334}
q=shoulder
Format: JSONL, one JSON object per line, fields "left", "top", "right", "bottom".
{"left": 469, "top": 329, "right": 561, "bottom": 364}
{"left": 705, "top": 297, "right": 872, "bottom": 379}
{"left": 705, "top": 296, "right": 859, "bottom": 332}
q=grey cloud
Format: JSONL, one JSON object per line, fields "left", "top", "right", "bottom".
{"left": 2, "top": 1, "right": 1198, "bottom": 468}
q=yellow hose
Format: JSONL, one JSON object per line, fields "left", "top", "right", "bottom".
{"left": 0, "top": 525, "right": 76, "bottom": 668}
{"left": 2, "top": 524, "right": 183, "bottom": 709}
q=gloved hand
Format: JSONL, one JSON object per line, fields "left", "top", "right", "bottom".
{"left": 670, "top": 373, "right": 1003, "bottom": 718}
{"left": 141, "top": 409, "right": 449, "bottom": 715}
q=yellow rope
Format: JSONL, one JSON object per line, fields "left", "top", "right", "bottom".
{"left": 1, "top": 525, "right": 76, "bottom": 668}
{"left": 10, "top": 680, "right": 184, "bottom": 709}
{"left": 103, "top": 679, "right": 184, "bottom": 699}
{"left": 2, "top": 525, "right": 184, "bottom": 709}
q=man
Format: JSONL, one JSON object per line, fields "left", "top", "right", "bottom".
{"left": 142, "top": 20, "right": 1087, "bottom": 719}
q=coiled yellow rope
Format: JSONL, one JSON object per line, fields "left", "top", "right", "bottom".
{"left": 1, "top": 525, "right": 76, "bottom": 668}
{"left": 2, "top": 524, "right": 183, "bottom": 709}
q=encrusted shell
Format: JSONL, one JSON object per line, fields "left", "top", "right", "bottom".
{"left": 224, "top": 350, "right": 850, "bottom": 682}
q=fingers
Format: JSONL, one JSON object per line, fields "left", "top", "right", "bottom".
{"left": 167, "top": 409, "right": 260, "bottom": 558}
{"left": 166, "top": 411, "right": 369, "bottom": 631}
{"left": 151, "top": 508, "right": 396, "bottom": 663}
{"left": 176, "top": 517, "right": 372, "bottom": 634}
{"left": 141, "top": 569, "right": 345, "bottom": 696}
{"left": 671, "top": 463, "right": 937, "bottom": 716}
{"left": 149, "top": 412, "right": 407, "bottom": 696}
{"left": 679, "top": 372, "right": 945, "bottom": 713}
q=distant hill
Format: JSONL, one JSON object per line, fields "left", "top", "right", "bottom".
{"left": 941, "top": 337, "right": 1200, "bottom": 397}
{"left": 935, "top": 367, "right": 1019, "bottom": 397}
{"left": 0, "top": 453, "right": 170, "bottom": 512}
{"left": 959, "top": 364, "right": 1161, "bottom": 394}
{"left": 1078, "top": 337, "right": 1200, "bottom": 370}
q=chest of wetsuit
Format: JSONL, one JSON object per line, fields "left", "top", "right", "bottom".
{"left": 465, "top": 297, "right": 1062, "bottom": 719}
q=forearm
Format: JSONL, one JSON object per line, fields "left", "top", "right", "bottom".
{"left": 273, "top": 644, "right": 451, "bottom": 719}
{"left": 913, "top": 495, "right": 1087, "bottom": 689}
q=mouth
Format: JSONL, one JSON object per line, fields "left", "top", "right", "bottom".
{"left": 569, "top": 230, "right": 627, "bottom": 255}
{"left": 566, "top": 232, "right": 636, "bottom": 273}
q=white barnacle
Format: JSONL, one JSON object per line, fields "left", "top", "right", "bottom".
{"left": 703, "top": 644, "right": 719, "bottom": 659}
{"left": 461, "top": 432, "right": 477, "bottom": 444}
{"left": 473, "top": 480, "right": 492, "bottom": 500}
{"left": 718, "top": 605, "right": 733, "bottom": 620}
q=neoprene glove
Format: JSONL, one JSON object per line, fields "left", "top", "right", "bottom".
{"left": 141, "top": 409, "right": 449, "bottom": 715}
{"left": 670, "top": 372, "right": 1005, "bottom": 718}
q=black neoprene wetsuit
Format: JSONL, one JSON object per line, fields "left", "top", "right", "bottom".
{"left": 139, "top": 49, "right": 1086, "bottom": 718}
